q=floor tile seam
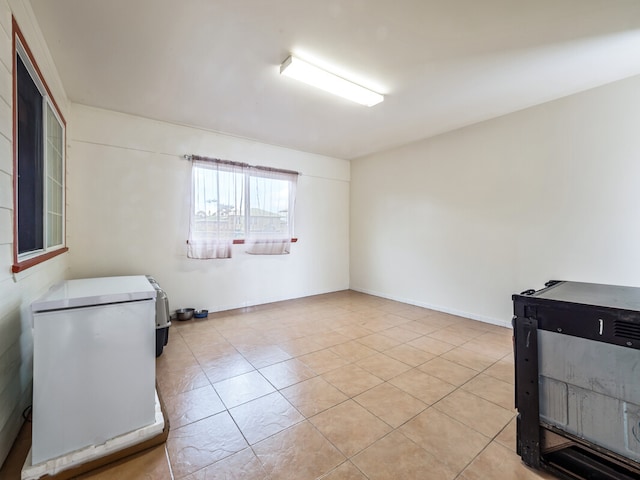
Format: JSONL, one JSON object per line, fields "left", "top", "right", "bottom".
{"left": 211, "top": 380, "right": 275, "bottom": 410}
{"left": 256, "top": 419, "right": 349, "bottom": 472}
{"left": 306, "top": 411, "right": 388, "bottom": 462}
{"left": 350, "top": 389, "right": 430, "bottom": 430}
{"left": 449, "top": 436, "right": 507, "bottom": 480}
{"left": 457, "top": 380, "right": 516, "bottom": 413}
{"left": 317, "top": 459, "right": 370, "bottom": 480}
{"left": 456, "top": 341, "right": 513, "bottom": 360}
{"left": 396, "top": 406, "right": 495, "bottom": 480}
{"left": 225, "top": 397, "right": 307, "bottom": 448}
{"left": 430, "top": 395, "right": 516, "bottom": 440}
{"left": 359, "top": 427, "right": 453, "bottom": 474}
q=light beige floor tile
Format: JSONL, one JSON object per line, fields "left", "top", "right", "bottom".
{"left": 278, "top": 336, "right": 323, "bottom": 357}
{"left": 191, "top": 342, "right": 241, "bottom": 367}
{"left": 356, "top": 353, "right": 412, "bottom": 380}
{"left": 379, "top": 325, "right": 423, "bottom": 343}
{"left": 333, "top": 325, "right": 374, "bottom": 340}
{"left": 483, "top": 358, "right": 515, "bottom": 384}
{"left": 400, "top": 320, "right": 441, "bottom": 335}
{"left": 322, "top": 364, "right": 384, "bottom": 397}
{"left": 319, "top": 461, "right": 368, "bottom": 480}
{"left": 167, "top": 411, "right": 248, "bottom": 479}
{"left": 418, "top": 356, "right": 478, "bottom": 386}
{"left": 462, "top": 373, "right": 515, "bottom": 411}
{"left": 313, "top": 331, "right": 351, "bottom": 348}
{"left": 495, "top": 416, "right": 517, "bottom": 452}
{"left": 259, "top": 358, "right": 317, "bottom": 389}
{"left": 475, "top": 329, "right": 514, "bottom": 347}
{"left": 459, "top": 442, "right": 556, "bottom": 480}
{"left": 299, "top": 348, "right": 350, "bottom": 374}
{"left": 157, "top": 364, "right": 210, "bottom": 398}
{"left": 281, "top": 376, "right": 348, "bottom": 417}
{"left": 229, "top": 392, "right": 304, "bottom": 445}
{"left": 441, "top": 346, "right": 497, "bottom": 371}
{"left": 164, "top": 385, "right": 226, "bottom": 429}
{"left": 400, "top": 408, "right": 490, "bottom": 473}
{"left": 182, "top": 448, "right": 270, "bottom": 479}
{"left": 407, "top": 336, "right": 456, "bottom": 355}
{"left": 354, "top": 382, "right": 427, "bottom": 428}
{"left": 253, "top": 421, "right": 345, "bottom": 480}
{"left": 213, "top": 371, "right": 275, "bottom": 408}
{"left": 240, "top": 345, "right": 293, "bottom": 369}
{"left": 460, "top": 337, "right": 512, "bottom": 360}
{"left": 352, "top": 430, "right": 457, "bottom": 480}
{"left": 389, "top": 369, "right": 456, "bottom": 405}
{"left": 433, "top": 389, "right": 515, "bottom": 437}
{"left": 357, "top": 333, "right": 402, "bottom": 352}
{"left": 79, "top": 445, "right": 171, "bottom": 479}
{"left": 426, "top": 327, "right": 473, "bottom": 346}
{"left": 383, "top": 343, "right": 436, "bottom": 367}
{"left": 156, "top": 339, "right": 199, "bottom": 373}
{"left": 202, "top": 353, "right": 255, "bottom": 384}
{"left": 310, "top": 400, "right": 392, "bottom": 457}
{"left": 330, "top": 340, "right": 377, "bottom": 362}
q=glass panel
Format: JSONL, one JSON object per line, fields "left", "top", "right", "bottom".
{"left": 45, "top": 103, "right": 64, "bottom": 248}
{"left": 248, "top": 175, "right": 290, "bottom": 237}
{"left": 16, "top": 53, "right": 44, "bottom": 254}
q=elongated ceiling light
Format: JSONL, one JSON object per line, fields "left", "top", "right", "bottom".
{"left": 280, "top": 55, "right": 384, "bottom": 107}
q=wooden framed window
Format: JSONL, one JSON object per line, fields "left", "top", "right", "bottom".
{"left": 12, "top": 19, "right": 67, "bottom": 273}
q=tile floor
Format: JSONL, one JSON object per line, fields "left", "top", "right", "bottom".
{"left": 0, "top": 290, "right": 556, "bottom": 480}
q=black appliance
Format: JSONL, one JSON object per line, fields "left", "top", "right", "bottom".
{"left": 513, "top": 280, "right": 640, "bottom": 480}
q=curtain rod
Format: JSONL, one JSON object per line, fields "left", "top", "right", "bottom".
{"left": 184, "top": 154, "right": 300, "bottom": 176}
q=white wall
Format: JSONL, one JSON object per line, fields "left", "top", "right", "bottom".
{"left": 0, "top": 0, "right": 70, "bottom": 466}
{"left": 351, "top": 74, "right": 640, "bottom": 326}
{"left": 67, "top": 105, "right": 350, "bottom": 311}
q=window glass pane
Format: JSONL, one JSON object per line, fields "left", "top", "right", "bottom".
{"left": 192, "top": 164, "right": 245, "bottom": 241}
{"left": 248, "top": 175, "right": 291, "bottom": 237}
{"left": 16, "top": 53, "right": 44, "bottom": 254}
{"left": 45, "top": 103, "right": 64, "bottom": 248}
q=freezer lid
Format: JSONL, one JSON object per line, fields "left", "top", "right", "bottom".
{"left": 32, "top": 276, "right": 157, "bottom": 312}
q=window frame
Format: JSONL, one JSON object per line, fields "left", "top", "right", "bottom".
{"left": 189, "top": 158, "right": 298, "bottom": 246}
{"left": 12, "top": 18, "right": 68, "bottom": 273}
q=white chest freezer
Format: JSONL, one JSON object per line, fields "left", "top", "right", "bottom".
{"left": 30, "top": 276, "right": 157, "bottom": 465}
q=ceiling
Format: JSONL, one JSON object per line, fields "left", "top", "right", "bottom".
{"left": 28, "top": 0, "right": 640, "bottom": 160}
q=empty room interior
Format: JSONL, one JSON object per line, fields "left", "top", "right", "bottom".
{"left": 1, "top": 1, "right": 640, "bottom": 479}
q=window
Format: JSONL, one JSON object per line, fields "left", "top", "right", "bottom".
{"left": 188, "top": 157, "right": 298, "bottom": 258}
{"left": 12, "top": 20, "right": 67, "bottom": 273}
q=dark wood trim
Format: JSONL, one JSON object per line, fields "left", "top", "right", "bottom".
{"left": 232, "top": 238, "right": 298, "bottom": 245}
{"left": 12, "top": 247, "right": 68, "bottom": 273}
{"left": 11, "top": 17, "right": 17, "bottom": 267}
{"left": 11, "top": 17, "right": 68, "bottom": 272}
{"left": 12, "top": 18, "right": 66, "bottom": 126}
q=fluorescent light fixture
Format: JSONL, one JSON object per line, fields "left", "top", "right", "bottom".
{"left": 280, "top": 55, "right": 384, "bottom": 107}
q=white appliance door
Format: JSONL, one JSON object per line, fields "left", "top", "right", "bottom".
{"left": 32, "top": 299, "right": 155, "bottom": 464}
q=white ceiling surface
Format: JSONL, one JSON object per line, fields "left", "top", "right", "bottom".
{"left": 29, "top": 0, "right": 640, "bottom": 160}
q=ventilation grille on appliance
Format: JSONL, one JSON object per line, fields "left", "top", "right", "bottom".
{"left": 614, "top": 320, "right": 640, "bottom": 341}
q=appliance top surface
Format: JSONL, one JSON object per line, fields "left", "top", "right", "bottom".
{"left": 534, "top": 281, "right": 640, "bottom": 311}
{"left": 32, "top": 275, "right": 156, "bottom": 312}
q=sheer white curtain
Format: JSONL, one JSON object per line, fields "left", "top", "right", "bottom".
{"left": 245, "top": 167, "right": 298, "bottom": 255}
{"left": 187, "top": 159, "right": 245, "bottom": 259}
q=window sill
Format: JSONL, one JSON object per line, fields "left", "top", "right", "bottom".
{"left": 12, "top": 247, "right": 69, "bottom": 273}
{"left": 186, "top": 239, "right": 298, "bottom": 245}
{"left": 232, "top": 238, "right": 298, "bottom": 245}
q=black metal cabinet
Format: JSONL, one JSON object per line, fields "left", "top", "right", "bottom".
{"left": 513, "top": 281, "right": 640, "bottom": 480}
